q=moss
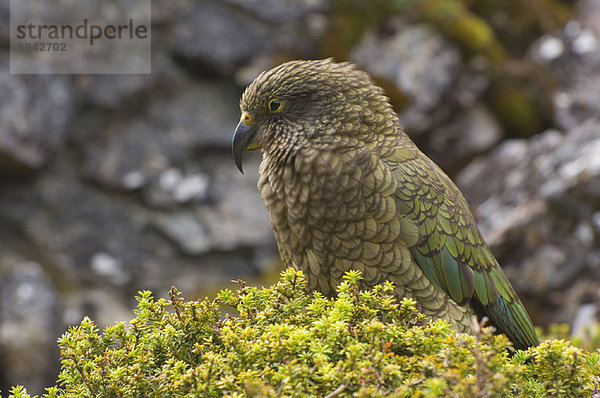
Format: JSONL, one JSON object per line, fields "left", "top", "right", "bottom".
{"left": 7, "top": 269, "right": 600, "bottom": 397}
{"left": 319, "top": 0, "right": 388, "bottom": 60}
{"left": 420, "top": 0, "right": 506, "bottom": 63}
{"left": 487, "top": 81, "right": 543, "bottom": 138}
{"left": 470, "top": 0, "right": 573, "bottom": 55}
{"left": 319, "top": 0, "right": 418, "bottom": 59}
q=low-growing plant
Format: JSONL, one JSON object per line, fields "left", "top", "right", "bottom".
{"left": 6, "top": 269, "right": 600, "bottom": 397}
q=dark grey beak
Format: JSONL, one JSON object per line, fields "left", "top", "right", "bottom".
{"left": 232, "top": 120, "right": 257, "bottom": 174}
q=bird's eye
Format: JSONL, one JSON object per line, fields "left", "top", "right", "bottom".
{"left": 268, "top": 99, "right": 281, "bottom": 112}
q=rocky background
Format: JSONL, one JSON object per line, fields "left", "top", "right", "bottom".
{"left": 1, "top": 0, "right": 599, "bottom": 394}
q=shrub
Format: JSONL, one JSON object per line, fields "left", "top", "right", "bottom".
{"left": 7, "top": 269, "right": 600, "bottom": 397}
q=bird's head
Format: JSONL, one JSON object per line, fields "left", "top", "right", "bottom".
{"left": 232, "top": 59, "right": 396, "bottom": 173}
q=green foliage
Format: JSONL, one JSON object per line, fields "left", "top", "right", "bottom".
{"left": 420, "top": 0, "right": 506, "bottom": 62}
{"left": 544, "top": 322, "right": 600, "bottom": 352}
{"left": 7, "top": 269, "right": 600, "bottom": 397}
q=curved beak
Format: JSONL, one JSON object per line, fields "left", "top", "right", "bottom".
{"left": 232, "top": 113, "right": 258, "bottom": 174}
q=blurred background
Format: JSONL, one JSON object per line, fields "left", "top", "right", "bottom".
{"left": 1, "top": 0, "right": 600, "bottom": 394}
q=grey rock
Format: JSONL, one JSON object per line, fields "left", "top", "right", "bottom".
{"left": 157, "top": 168, "right": 210, "bottom": 203}
{"left": 170, "top": 0, "right": 275, "bottom": 75}
{"left": 79, "top": 77, "right": 241, "bottom": 198}
{"left": 170, "top": 0, "right": 323, "bottom": 76}
{"left": 0, "top": 124, "right": 276, "bottom": 285}
{"left": 0, "top": 1, "right": 8, "bottom": 45}
{"left": 89, "top": 252, "right": 130, "bottom": 286}
{"left": 195, "top": 154, "right": 274, "bottom": 251}
{"left": 151, "top": 0, "right": 186, "bottom": 26}
{"left": 529, "top": 0, "right": 600, "bottom": 130}
{"left": 0, "top": 261, "right": 59, "bottom": 396}
{"left": 352, "top": 23, "right": 462, "bottom": 133}
{"left": 457, "top": 118, "right": 600, "bottom": 326}
{"left": 153, "top": 211, "right": 212, "bottom": 255}
{"left": 572, "top": 302, "right": 599, "bottom": 339}
{"left": 552, "top": 74, "right": 600, "bottom": 131}
{"left": 234, "top": 55, "right": 285, "bottom": 87}
{"left": 62, "top": 288, "right": 133, "bottom": 328}
{"left": 147, "top": 77, "right": 241, "bottom": 150}
{"left": 351, "top": 22, "right": 497, "bottom": 174}
{"left": 0, "top": 59, "right": 75, "bottom": 171}
{"left": 428, "top": 105, "right": 502, "bottom": 174}
{"left": 222, "top": 0, "right": 328, "bottom": 22}
{"left": 82, "top": 117, "right": 187, "bottom": 199}
{"left": 72, "top": 53, "right": 183, "bottom": 110}
{"left": 578, "top": 0, "right": 600, "bottom": 34}
{"left": 0, "top": 154, "right": 154, "bottom": 288}
{"left": 141, "top": 149, "right": 274, "bottom": 254}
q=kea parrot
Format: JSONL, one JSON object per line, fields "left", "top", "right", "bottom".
{"left": 232, "top": 59, "right": 538, "bottom": 350}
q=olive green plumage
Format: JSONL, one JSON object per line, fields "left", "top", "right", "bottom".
{"left": 232, "top": 59, "right": 538, "bottom": 350}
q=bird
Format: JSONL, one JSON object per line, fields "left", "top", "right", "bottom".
{"left": 232, "top": 58, "right": 538, "bottom": 350}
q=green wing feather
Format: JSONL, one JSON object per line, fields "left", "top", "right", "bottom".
{"left": 386, "top": 143, "right": 538, "bottom": 350}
